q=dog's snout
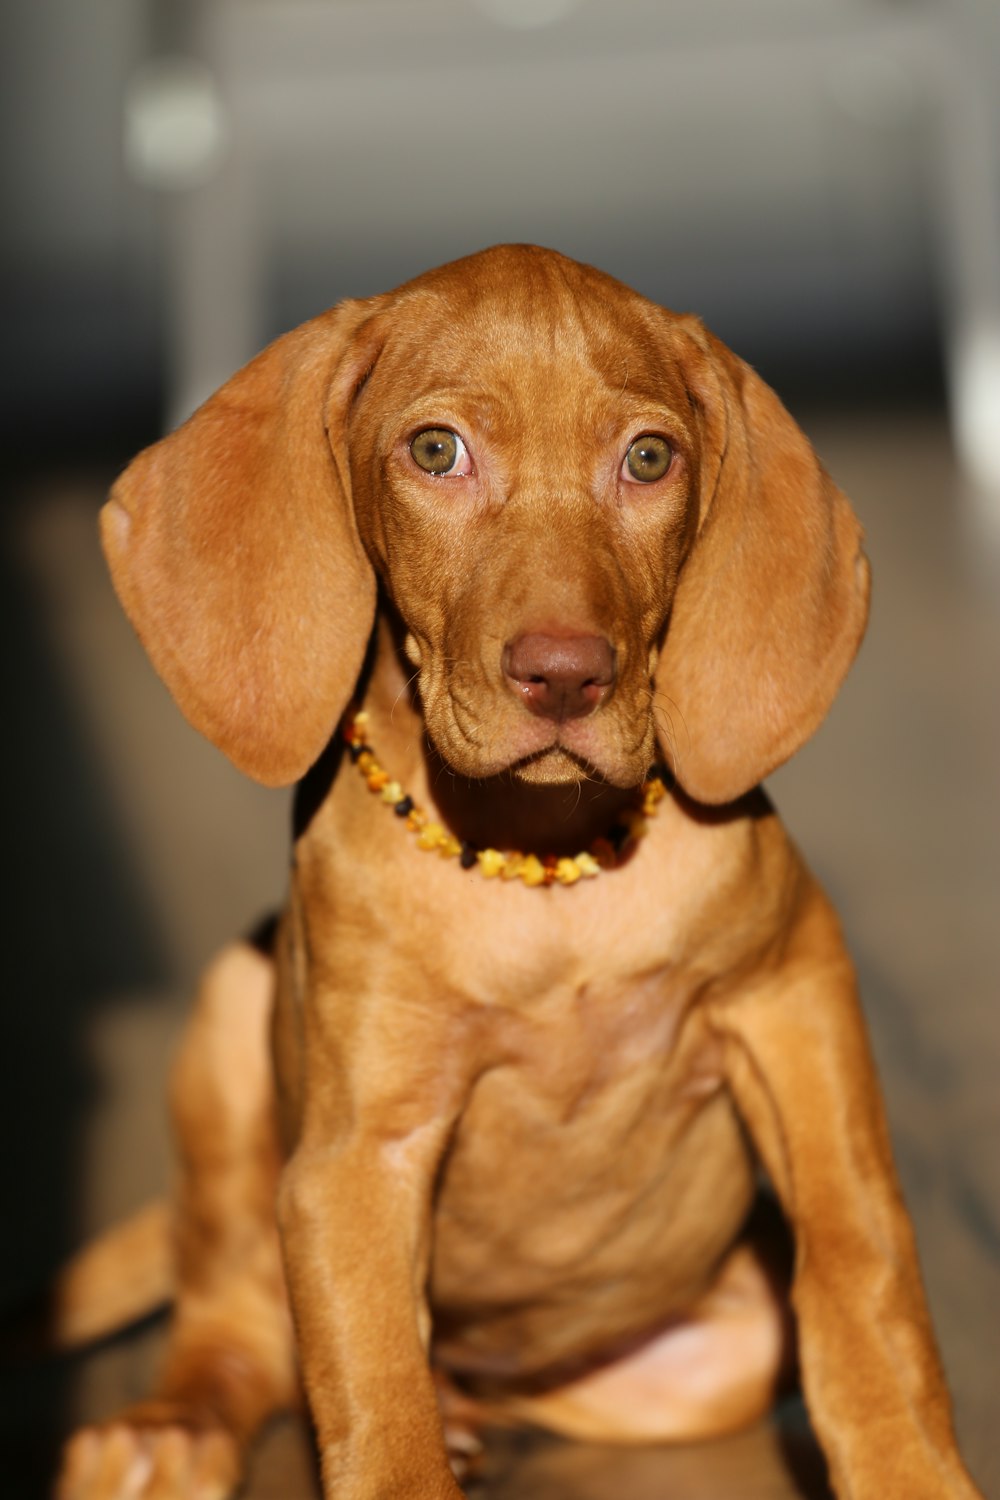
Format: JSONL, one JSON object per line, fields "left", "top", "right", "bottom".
{"left": 502, "top": 633, "right": 616, "bottom": 721}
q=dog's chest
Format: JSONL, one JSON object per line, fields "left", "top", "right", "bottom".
{"left": 290, "top": 791, "right": 777, "bottom": 1368}
{"left": 425, "top": 961, "right": 752, "bottom": 1370}
{"left": 423, "top": 940, "right": 751, "bottom": 1348}
{"left": 397, "top": 825, "right": 770, "bottom": 1357}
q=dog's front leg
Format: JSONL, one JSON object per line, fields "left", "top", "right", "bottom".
{"left": 708, "top": 880, "right": 983, "bottom": 1500}
{"left": 276, "top": 972, "right": 471, "bottom": 1500}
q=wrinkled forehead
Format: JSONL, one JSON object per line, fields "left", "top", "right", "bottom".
{"left": 364, "top": 251, "right": 695, "bottom": 420}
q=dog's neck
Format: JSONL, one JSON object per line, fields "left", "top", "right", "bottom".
{"left": 359, "top": 615, "right": 640, "bottom": 860}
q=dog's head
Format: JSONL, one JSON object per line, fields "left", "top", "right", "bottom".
{"left": 102, "top": 245, "right": 869, "bottom": 804}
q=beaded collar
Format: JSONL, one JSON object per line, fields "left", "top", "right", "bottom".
{"left": 343, "top": 710, "right": 670, "bottom": 887}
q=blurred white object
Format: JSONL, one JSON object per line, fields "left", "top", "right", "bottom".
{"left": 124, "top": 57, "right": 229, "bottom": 191}
{"left": 136, "top": 0, "right": 1000, "bottom": 524}
{"left": 933, "top": 31, "right": 1000, "bottom": 506}
{"left": 951, "top": 323, "right": 1000, "bottom": 542}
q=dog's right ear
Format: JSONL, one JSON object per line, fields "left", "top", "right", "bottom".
{"left": 101, "top": 301, "right": 383, "bottom": 786}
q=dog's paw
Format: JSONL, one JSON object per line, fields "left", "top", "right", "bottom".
{"left": 56, "top": 1416, "right": 241, "bottom": 1500}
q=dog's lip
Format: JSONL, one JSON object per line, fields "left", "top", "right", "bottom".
{"left": 429, "top": 678, "right": 654, "bottom": 784}
{"left": 508, "top": 743, "right": 597, "bottom": 777}
{"left": 506, "top": 741, "right": 649, "bottom": 792}
{"left": 438, "top": 728, "right": 648, "bottom": 791}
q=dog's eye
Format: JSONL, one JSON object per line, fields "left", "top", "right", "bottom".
{"left": 623, "top": 435, "right": 672, "bottom": 484}
{"left": 410, "top": 428, "right": 469, "bottom": 476}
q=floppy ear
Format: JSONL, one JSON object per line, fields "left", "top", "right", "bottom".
{"left": 101, "top": 302, "right": 381, "bottom": 786}
{"left": 655, "top": 327, "right": 870, "bottom": 805}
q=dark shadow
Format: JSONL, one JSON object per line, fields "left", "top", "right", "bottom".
{"left": 773, "top": 1395, "right": 834, "bottom": 1500}
{"left": 0, "top": 479, "right": 170, "bottom": 1494}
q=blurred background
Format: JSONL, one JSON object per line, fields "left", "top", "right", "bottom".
{"left": 1, "top": 1, "right": 998, "bottom": 1495}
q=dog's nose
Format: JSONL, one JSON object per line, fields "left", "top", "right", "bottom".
{"left": 502, "top": 633, "right": 616, "bottom": 721}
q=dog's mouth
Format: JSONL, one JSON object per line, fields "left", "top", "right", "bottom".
{"left": 425, "top": 716, "right": 595, "bottom": 787}
{"left": 427, "top": 695, "right": 657, "bottom": 792}
{"left": 505, "top": 743, "right": 601, "bottom": 787}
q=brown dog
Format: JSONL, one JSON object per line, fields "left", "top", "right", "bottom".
{"left": 57, "top": 246, "right": 982, "bottom": 1499}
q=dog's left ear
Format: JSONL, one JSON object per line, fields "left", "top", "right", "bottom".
{"left": 101, "top": 302, "right": 383, "bottom": 787}
{"left": 655, "top": 325, "right": 870, "bottom": 804}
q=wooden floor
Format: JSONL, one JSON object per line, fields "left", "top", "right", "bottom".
{"left": 1, "top": 407, "right": 997, "bottom": 1497}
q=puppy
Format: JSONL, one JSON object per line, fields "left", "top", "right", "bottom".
{"left": 57, "top": 246, "right": 983, "bottom": 1500}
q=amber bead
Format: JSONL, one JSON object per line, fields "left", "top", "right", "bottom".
{"left": 416, "top": 821, "right": 446, "bottom": 850}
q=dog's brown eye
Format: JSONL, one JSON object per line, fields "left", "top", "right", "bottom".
{"left": 410, "top": 428, "right": 468, "bottom": 476}
{"left": 623, "top": 435, "right": 672, "bottom": 483}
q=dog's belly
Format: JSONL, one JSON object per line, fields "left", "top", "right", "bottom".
{"left": 428, "top": 1036, "right": 755, "bottom": 1383}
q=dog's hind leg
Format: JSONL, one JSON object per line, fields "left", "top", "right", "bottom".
{"left": 57, "top": 938, "right": 297, "bottom": 1500}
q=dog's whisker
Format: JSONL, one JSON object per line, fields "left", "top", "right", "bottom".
{"left": 390, "top": 668, "right": 423, "bottom": 724}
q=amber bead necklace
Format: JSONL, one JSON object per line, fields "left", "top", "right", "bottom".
{"left": 343, "top": 711, "right": 670, "bottom": 887}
